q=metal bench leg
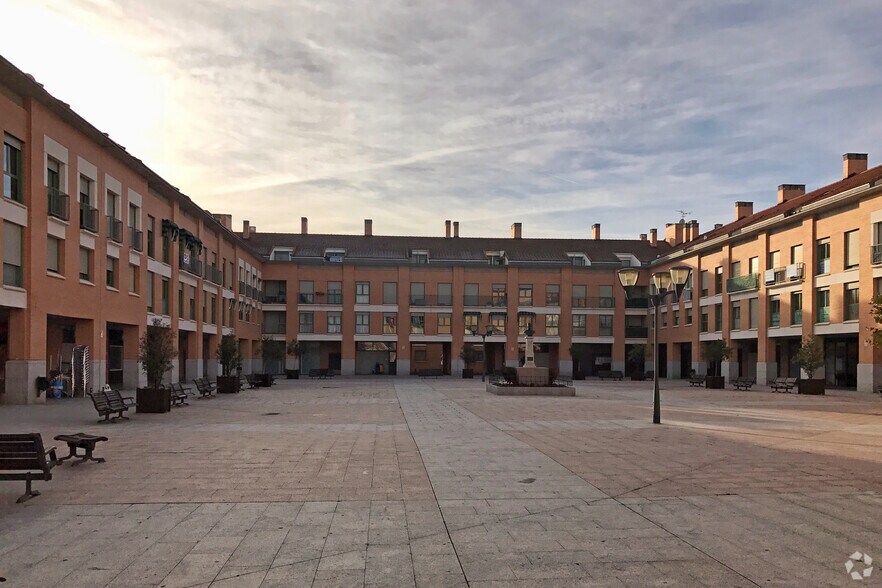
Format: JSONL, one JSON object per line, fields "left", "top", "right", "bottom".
{"left": 71, "top": 444, "right": 105, "bottom": 466}
{"left": 17, "top": 473, "right": 39, "bottom": 503}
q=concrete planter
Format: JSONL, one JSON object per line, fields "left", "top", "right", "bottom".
{"left": 486, "top": 383, "right": 575, "bottom": 397}
{"left": 462, "top": 368, "right": 474, "bottom": 379}
{"left": 216, "top": 376, "right": 240, "bottom": 394}
{"left": 705, "top": 376, "right": 725, "bottom": 389}
{"left": 136, "top": 387, "right": 171, "bottom": 413}
{"left": 798, "top": 379, "right": 825, "bottom": 395}
{"left": 286, "top": 369, "right": 300, "bottom": 379}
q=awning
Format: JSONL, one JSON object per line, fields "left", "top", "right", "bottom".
{"left": 463, "top": 311, "right": 482, "bottom": 317}
{"left": 489, "top": 311, "right": 507, "bottom": 318}
{"left": 517, "top": 311, "right": 536, "bottom": 317}
{"left": 161, "top": 219, "right": 179, "bottom": 240}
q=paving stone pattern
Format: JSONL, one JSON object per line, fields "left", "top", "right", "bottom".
{"left": 0, "top": 379, "right": 880, "bottom": 586}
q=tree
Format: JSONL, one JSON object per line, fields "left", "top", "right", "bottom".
{"left": 794, "top": 336, "right": 824, "bottom": 380}
{"left": 259, "top": 336, "right": 286, "bottom": 373}
{"left": 216, "top": 334, "right": 242, "bottom": 377}
{"left": 286, "top": 338, "right": 302, "bottom": 368}
{"left": 870, "top": 295, "right": 882, "bottom": 347}
{"left": 138, "top": 318, "right": 176, "bottom": 392}
{"left": 702, "top": 340, "right": 733, "bottom": 377}
{"left": 459, "top": 345, "right": 480, "bottom": 369}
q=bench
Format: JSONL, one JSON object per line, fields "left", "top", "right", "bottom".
{"left": 54, "top": 433, "right": 108, "bottom": 466}
{"left": 0, "top": 433, "right": 57, "bottom": 503}
{"left": 553, "top": 375, "right": 573, "bottom": 387}
{"left": 418, "top": 368, "right": 443, "bottom": 379}
{"left": 194, "top": 378, "right": 216, "bottom": 398}
{"left": 170, "top": 382, "right": 192, "bottom": 406}
{"left": 104, "top": 388, "right": 136, "bottom": 414}
{"left": 770, "top": 377, "right": 798, "bottom": 393}
{"left": 732, "top": 377, "right": 755, "bottom": 391}
{"left": 598, "top": 370, "right": 623, "bottom": 381}
{"left": 688, "top": 374, "right": 706, "bottom": 387}
{"left": 88, "top": 390, "right": 129, "bottom": 423}
{"left": 309, "top": 368, "right": 331, "bottom": 379}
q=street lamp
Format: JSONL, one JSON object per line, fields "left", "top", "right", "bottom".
{"left": 617, "top": 265, "right": 692, "bottom": 424}
{"left": 471, "top": 325, "right": 495, "bottom": 382}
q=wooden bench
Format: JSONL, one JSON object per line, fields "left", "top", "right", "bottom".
{"left": 688, "top": 374, "right": 706, "bottom": 387}
{"left": 170, "top": 382, "right": 192, "bottom": 406}
{"left": 598, "top": 370, "right": 623, "bottom": 381}
{"left": 88, "top": 390, "right": 129, "bottom": 423}
{"left": 0, "top": 433, "right": 57, "bottom": 503}
{"left": 770, "top": 377, "right": 798, "bottom": 393}
{"left": 418, "top": 368, "right": 443, "bottom": 379}
{"left": 54, "top": 433, "right": 108, "bottom": 466}
{"left": 732, "top": 377, "right": 755, "bottom": 391}
{"left": 193, "top": 378, "right": 216, "bottom": 398}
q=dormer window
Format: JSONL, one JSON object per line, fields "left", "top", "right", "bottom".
{"left": 615, "top": 253, "right": 640, "bottom": 268}
{"left": 324, "top": 248, "right": 346, "bottom": 263}
{"left": 567, "top": 253, "right": 589, "bottom": 267}
{"left": 486, "top": 250, "right": 507, "bottom": 266}
{"left": 271, "top": 248, "right": 292, "bottom": 261}
{"left": 410, "top": 249, "right": 429, "bottom": 264}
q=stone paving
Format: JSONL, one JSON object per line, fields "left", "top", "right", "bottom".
{"left": 0, "top": 378, "right": 881, "bottom": 586}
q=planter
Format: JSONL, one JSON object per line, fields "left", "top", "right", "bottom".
{"left": 286, "top": 369, "right": 300, "bottom": 380}
{"left": 136, "top": 387, "right": 171, "bottom": 413}
{"left": 256, "top": 373, "right": 275, "bottom": 387}
{"left": 705, "top": 376, "right": 725, "bottom": 389}
{"left": 798, "top": 379, "right": 825, "bottom": 395}
{"left": 216, "top": 375, "right": 240, "bottom": 394}
{"left": 574, "top": 372, "right": 585, "bottom": 381}
{"left": 462, "top": 368, "right": 474, "bottom": 379}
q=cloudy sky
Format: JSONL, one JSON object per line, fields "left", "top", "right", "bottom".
{"left": 2, "top": 1, "right": 882, "bottom": 238}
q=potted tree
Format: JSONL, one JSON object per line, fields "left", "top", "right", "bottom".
{"left": 569, "top": 344, "right": 586, "bottom": 380}
{"left": 460, "top": 345, "right": 479, "bottom": 379}
{"left": 258, "top": 336, "right": 285, "bottom": 386}
{"left": 285, "top": 339, "right": 301, "bottom": 379}
{"left": 794, "top": 336, "right": 825, "bottom": 395}
{"left": 216, "top": 334, "right": 242, "bottom": 393}
{"left": 137, "top": 318, "right": 175, "bottom": 412}
{"left": 703, "top": 340, "right": 732, "bottom": 389}
{"left": 628, "top": 345, "right": 647, "bottom": 380}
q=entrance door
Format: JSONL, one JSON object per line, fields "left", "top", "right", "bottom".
{"left": 107, "top": 326, "right": 124, "bottom": 387}
{"left": 658, "top": 343, "right": 667, "bottom": 378}
{"left": 824, "top": 337, "right": 858, "bottom": 388}
{"left": 329, "top": 352, "right": 341, "bottom": 373}
{"left": 679, "top": 342, "right": 691, "bottom": 378}
{"left": 178, "top": 332, "right": 188, "bottom": 382}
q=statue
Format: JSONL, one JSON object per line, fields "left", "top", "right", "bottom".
{"left": 523, "top": 321, "right": 536, "bottom": 368}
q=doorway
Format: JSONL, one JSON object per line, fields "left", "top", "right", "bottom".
{"left": 107, "top": 325, "right": 124, "bottom": 387}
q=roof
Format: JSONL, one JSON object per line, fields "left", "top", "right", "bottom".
{"left": 245, "top": 233, "right": 672, "bottom": 265}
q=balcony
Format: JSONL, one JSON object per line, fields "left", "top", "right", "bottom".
{"left": 262, "top": 292, "right": 287, "bottom": 304}
{"left": 179, "top": 251, "right": 203, "bottom": 276}
{"left": 409, "top": 295, "right": 453, "bottom": 306}
{"left": 625, "top": 326, "right": 648, "bottom": 338}
{"left": 204, "top": 265, "right": 223, "bottom": 285}
{"left": 763, "top": 263, "right": 804, "bottom": 287}
{"left": 463, "top": 295, "right": 508, "bottom": 307}
{"left": 726, "top": 273, "right": 759, "bottom": 293}
{"left": 872, "top": 244, "right": 882, "bottom": 265}
{"left": 47, "top": 187, "right": 69, "bottom": 221}
{"left": 262, "top": 323, "right": 286, "bottom": 335}
{"left": 624, "top": 297, "right": 649, "bottom": 309}
{"left": 129, "top": 227, "right": 143, "bottom": 251}
{"left": 80, "top": 203, "right": 98, "bottom": 233}
{"left": 572, "top": 296, "right": 615, "bottom": 309}
{"left": 239, "top": 281, "right": 247, "bottom": 296}
{"left": 106, "top": 216, "right": 123, "bottom": 243}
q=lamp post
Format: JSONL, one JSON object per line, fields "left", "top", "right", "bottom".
{"left": 478, "top": 325, "right": 494, "bottom": 382}
{"left": 617, "top": 265, "right": 692, "bottom": 424}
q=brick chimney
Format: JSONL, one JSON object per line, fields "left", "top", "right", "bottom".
{"left": 649, "top": 228, "right": 658, "bottom": 246}
{"left": 445, "top": 220, "right": 451, "bottom": 238}
{"left": 843, "top": 153, "right": 868, "bottom": 178}
{"left": 665, "top": 221, "right": 685, "bottom": 246}
{"left": 511, "top": 222, "right": 522, "bottom": 239}
{"left": 453, "top": 221, "right": 459, "bottom": 238}
{"left": 212, "top": 213, "right": 232, "bottom": 230}
{"left": 243, "top": 220, "right": 250, "bottom": 239}
{"left": 591, "top": 223, "right": 600, "bottom": 240}
{"left": 301, "top": 217, "right": 308, "bottom": 234}
{"left": 364, "top": 219, "right": 372, "bottom": 236}
{"left": 639, "top": 233, "right": 647, "bottom": 241}
{"left": 688, "top": 220, "right": 700, "bottom": 240}
{"left": 735, "top": 201, "right": 753, "bottom": 221}
{"left": 777, "top": 184, "right": 805, "bottom": 204}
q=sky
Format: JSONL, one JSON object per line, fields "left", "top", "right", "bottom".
{"left": 2, "top": 0, "right": 882, "bottom": 239}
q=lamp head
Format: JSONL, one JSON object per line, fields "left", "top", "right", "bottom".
{"left": 617, "top": 267, "right": 640, "bottom": 288}
{"left": 652, "top": 272, "right": 673, "bottom": 294}
{"left": 669, "top": 265, "right": 692, "bottom": 298}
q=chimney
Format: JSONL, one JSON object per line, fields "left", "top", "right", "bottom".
{"left": 735, "top": 201, "right": 753, "bottom": 221}
{"left": 639, "top": 233, "right": 647, "bottom": 241}
{"left": 242, "top": 220, "right": 250, "bottom": 239}
{"left": 688, "top": 220, "right": 699, "bottom": 240}
{"left": 250, "top": 226, "right": 256, "bottom": 236}
{"left": 591, "top": 223, "right": 600, "bottom": 240}
{"left": 453, "top": 221, "right": 459, "bottom": 238}
{"left": 445, "top": 220, "right": 451, "bottom": 238}
{"left": 301, "top": 217, "right": 308, "bottom": 234}
{"left": 843, "top": 153, "right": 868, "bottom": 178}
{"left": 212, "top": 213, "right": 232, "bottom": 230}
{"left": 649, "top": 228, "right": 658, "bottom": 246}
{"left": 364, "top": 219, "right": 372, "bottom": 236}
{"left": 511, "top": 222, "right": 522, "bottom": 239}
{"left": 777, "top": 184, "right": 805, "bottom": 204}
{"left": 665, "top": 221, "right": 685, "bottom": 246}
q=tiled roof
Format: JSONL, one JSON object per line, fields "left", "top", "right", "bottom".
{"left": 246, "top": 233, "right": 671, "bottom": 265}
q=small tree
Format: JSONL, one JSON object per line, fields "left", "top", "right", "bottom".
{"left": 702, "top": 340, "right": 732, "bottom": 377}
{"left": 870, "top": 295, "right": 882, "bottom": 347}
{"left": 794, "top": 336, "right": 824, "bottom": 380}
{"left": 139, "top": 318, "right": 176, "bottom": 391}
{"left": 286, "top": 338, "right": 302, "bottom": 368}
{"left": 259, "top": 336, "right": 286, "bottom": 373}
{"left": 460, "top": 345, "right": 480, "bottom": 370}
{"left": 216, "top": 334, "right": 242, "bottom": 377}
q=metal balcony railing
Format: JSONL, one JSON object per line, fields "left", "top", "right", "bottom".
{"left": 763, "top": 263, "right": 804, "bottom": 286}
{"left": 129, "top": 227, "right": 143, "bottom": 251}
{"left": 726, "top": 273, "right": 759, "bottom": 293}
{"left": 262, "top": 293, "right": 287, "bottom": 304}
{"left": 204, "top": 265, "right": 223, "bottom": 285}
{"left": 326, "top": 292, "right": 343, "bottom": 304}
{"left": 872, "top": 244, "right": 882, "bottom": 265}
{"left": 47, "top": 187, "right": 69, "bottom": 221}
{"left": 409, "top": 294, "right": 453, "bottom": 306}
{"left": 179, "top": 252, "right": 202, "bottom": 276}
{"left": 262, "top": 324, "right": 287, "bottom": 335}
{"left": 572, "top": 296, "right": 615, "bottom": 309}
{"left": 625, "top": 297, "right": 649, "bottom": 308}
{"left": 817, "top": 258, "right": 831, "bottom": 275}
{"left": 462, "top": 295, "right": 508, "bottom": 307}
{"left": 625, "top": 326, "right": 648, "bottom": 338}
{"left": 106, "top": 216, "right": 123, "bottom": 243}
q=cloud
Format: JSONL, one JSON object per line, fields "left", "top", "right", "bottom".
{"left": 2, "top": 0, "right": 882, "bottom": 238}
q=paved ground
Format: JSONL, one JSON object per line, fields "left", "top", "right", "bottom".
{"left": 1, "top": 379, "right": 881, "bottom": 587}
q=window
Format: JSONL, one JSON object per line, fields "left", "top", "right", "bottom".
{"left": 382, "top": 282, "right": 397, "bottom": 304}
{"left": 700, "top": 307, "right": 708, "bottom": 332}
{"left": 700, "top": 270, "right": 709, "bottom": 297}
{"left": 571, "top": 256, "right": 587, "bottom": 267}
{"left": 518, "top": 284, "right": 533, "bottom": 306}
{"left": 355, "top": 282, "right": 370, "bottom": 304}
{"left": 491, "top": 314, "right": 506, "bottom": 335}
{"left": 791, "top": 244, "right": 803, "bottom": 264}
{"left": 661, "top": 312, "right": 667, "bottom": 328}
{"left": 78, "top": 247, "right": 91, "bottom": 282}
{"left": 299, "top": 312, "right": 314, "bottom": 333}
{"left": 3, "top": 135, "right": 23, "bottom": 203}
{"left": 383, "top": 313, "right": 397, "bottom": 334}
{"left": 791, "top": 292, "right": 802, "bottom": 325}
{"left": 79, "top": 175, "right": 93, "bottom": 207}
{"left": 599, "top": 315, "right": 613, "bottom": 337}
{"left": 545, "top": 284, "right": 560, "bottom": 306}
{"left": 714, "top": 267, "right": 723, "bottom": 295}
{"left": 545, "top": 314, "right": 559, "bottom": 336}
{"left": 326, "top": 281, "right": 342, "bottom": 304}
{"left": 354, "top": 312, "right": 369, "bottom": 334}
{"left": 491, "top": 283, "right": 506, "bottom": 307}
{"left": 673, "top": 309, "right": 679, "bottom": 326}
{"left": 3, "top": 222, "right": 23, "bottom": 287}
{"left": 189, "top": 286, "right": 197, "bottom": 320}
{"left": 106, "top": 256, "right": 117, "bottom": 288}
{"left": 731, "top": 301, "right": 741, "bottom": 330}
{"left": 816, "top": 238, "right": 830, "bottom": 274}
{"left": 844, "top": 230, "right": 859, "bottom": 269}
{"left": 748, "top": 298, "right": 758, "bottom": 329}
{"left": 298, "top": 280, "right": 314, "bottom": 304}
{"left": 409, "top": 313, "right": 424, "bottom": 334}
{"left": 410, "top": 250, "right": 428, "bottom": 264}
{"left": 410, "top": 282, "right": 425, "bottom": 305}
{"left": 147, "top": 271, "right": 156, "bottom": 312}
{"left": 517, "top": 314, "right": 531, "bottom": 334}
{"left": 271, "top": 250, "right": 291, "bottom": 261}
{"left": 730, "top": 261, "right": 741, "bottom": 277}
{"left": 769, "top": 295, "right": 780, "bottom": 327}
{"left": 816, "top": 288, "right": 830, "bottom": 323}
{"left": 686, "top": 307, "right": 693, "bottom": 325}
{"left": 845, "top": 283, "right": 859, "bottom": 321}
{"left": 714, "top": 303, "right": 722, "bottom": 331}
{"left": 438, "top": 313, "right": 451, "bottom": 334}
{"left": 464, "top": 313, "right": 478, "bottom": 334}
{"left": 210, "top": 295, "right": 216, "bottom": 323}
{"left": 47, "top": 236, "right": 62, "bottom": 274}
{"left": 572, "top": 285, "right": 587, "bottom": 308}
{"left": 323, "top": 312, "right": 340, "bottom": 333}
{"left": 263, "top": 311, "right": 286, "bottom": 334}
{"left": 161, "top": 230, "right": 170, "bottom": 263}
{"left": 438, "top": 283, "right": 452, "bottom": 306}
{"left": 598, "top": 285, "right": 614, "bottom": 307}
{"left": 748, "top": 257, "right": 759, "bottom": 275}
{"left": 768, "top": 250, "right": 781, "bottom": 270}
{"left": 572, "top": 314, "right": 587, "bottom": 336}
{"left": 178, "top": 286, "right": 184, "bottom": 318}
{"left": 161, "top": 278, "right": 170, "bottom": 315}
{"left": 464, "top": 283, "right": 479, "bottom": 306}
{"left": 146, "top": 215, "right": 155, "bottom": 257}
{"left": 129, "top": 265, "right": 139, "bottom": 294}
